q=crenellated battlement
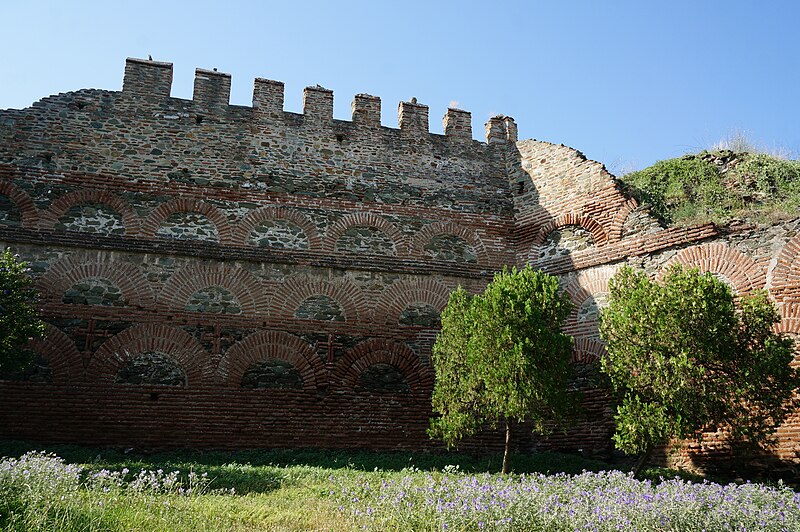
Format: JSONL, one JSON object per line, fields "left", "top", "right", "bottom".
{"left": 121, "top": 57, "right": 513, "bottom": 143}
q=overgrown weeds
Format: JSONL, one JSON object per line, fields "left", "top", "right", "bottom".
{"left": 620, "top": 149, "right": 800, "bottom": 226}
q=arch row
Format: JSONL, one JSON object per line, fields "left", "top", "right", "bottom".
{"left": 40, "top": 256, "right": 464, "bottom": 324}
{"left": 35, "top": 323, "right": 433, "bottom": 394}
{"left": 409, "top": 221, "right": 488, "bottom": 265}
{"left": 658, "top": 243, "right": 766, "bottom": 296}
{"left": 140, "top": 198, "right": 232, "bottom": 242}
{"left": 0, "top": 181, "right": 491, "bottom": 265}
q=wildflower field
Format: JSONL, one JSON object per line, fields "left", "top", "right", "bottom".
{"left": 0, "top": 443, "right": 798, "bottom": 531}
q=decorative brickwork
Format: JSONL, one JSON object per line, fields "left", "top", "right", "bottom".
{"left": 38, "top": 255, "right": 156, "bottom": 309}
{"left": 0, "top": 58, "right": 797, "bottom": 465}
{"left": 410, "top": 221, "right": 487, "bottom": 265}
{"left": 658, "top": 242, "right": 765, "bottom": 295}
{"left": 334, "top": 339, "right": 433, "bottom": 395}
{"left": 40, "top": 189, "right": 139, "bottom": 235}
{"left": 86, "top": 323, "right": 211, "bottom": 386}
{"left": 27, "top": 325, "right": 84, "bottom": 384}
{"left": 272, "top": 275, "right": 366, "bottom": 322}
{"left": 236, "top": 206, "right": 321, "bottom": 250}
{"left": 322, "top": 212, "right": 407, "bottom": 257}
{"left": 217, "top": 330, "right": 323, "bottom": 390}
{"left": 562, "top": 266, "right": 617, "bottom": 340}
{"left": 769, "top": 232, "right": 800, "bottom": 303}
{"left": 373, "top": 278, "right": 452, "bottom": 326}
{"left": 141, "top": 198, "right": 232, "bottom": 243}
{"left": 157, "top": 262, "right": 266, "bottom": 315}
{"left": 0, "top": 181, "right": 38, "bottom": 228}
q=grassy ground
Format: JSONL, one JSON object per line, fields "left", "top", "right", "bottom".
{"left": 3, "top": 442, "right": 794, "bottom": 531}
{"left": 0, "top": 441, "right": 630, "bottom": 530}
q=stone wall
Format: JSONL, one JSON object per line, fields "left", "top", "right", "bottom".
{"left": 0, "top": 58, "right": 797, "bottom": 464}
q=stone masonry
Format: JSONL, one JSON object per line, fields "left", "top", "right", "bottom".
{"left": 0, "top": 58, "right": 797, "bottom": 465}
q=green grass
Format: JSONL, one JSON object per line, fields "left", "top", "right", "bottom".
{"left": 0, "top": 442, "right": 626, "bottom": 531}
{"left": 1, "top": 442, "right": 790, "bottom": 531}
{"left": 619, "top": 150, "right": 800, "bottom": 226}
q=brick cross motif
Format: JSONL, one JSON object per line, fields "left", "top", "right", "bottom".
{"left": 316, "top": 333, "right": 341, "bottom": 365}
{"left": 75, "top": 318, "right": 115, "bottom": 352}
{"left": 200, "top": 324, "right": 228, "bottom": 356}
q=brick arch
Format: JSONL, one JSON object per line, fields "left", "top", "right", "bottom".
{"left": 40, "top": 189, "right": 139, "bottom": 235}
{"left": 334, "top": 338, "right": 433, "bottom": 394}
{"left": 409, "top": 221, "right": 488, "bottom": 264}
{"left": 157, "top": 262, "right": 267, "bottom": 315}
{"left": 563, "top": 266, "right": 617, "bottom": 339}
{"left": 86, "top": 323, "right": 210, "bottom": 385}
{"left": 271, "top": 275, "right": 367, "bottom": 322}
{"left": 777, "top": 302, "right": 800, "bottom": 336}
{"left": 373, "top": 278, "right": 452, "bottom": 325}
{"left": 529, "top": 213, "right": 609, "bottom": 262}
{"left": 322, "top": 212, "right": 407, "bottom": 256}
{"left": 234, "top": 206, "right": 321, "bottom": 249}
{"left": 572, "top": 337, "right": 607, "bottom": 365}
{"left": 140, "top": 198, "right": 232, "bottom": 244}
{"left": 26, "top": 324, "right": 84, "bottom": 384}
{"left": 0, "top": 181, "right": 39, "bottom": 228}
{"left": 608, "top": 198, "right": 638, "bottom": 242}
{"left": 768, "top": 233, "right": 800, "bottom": 304}
{"left": 658, "top": 243, "right": 765, "bottom": 296}
{"left": 531, "top": 213, "right": 609, "bottom": 248}
{"left": 36, "top": 255, "right": 156, "bottom": 309}
{"left": 216, "top": 330, "right": 323, "bottom": 390}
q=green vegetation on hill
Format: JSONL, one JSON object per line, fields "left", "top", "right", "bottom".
{"left": 619, "top": 150, "right": 800, "bottom": 226}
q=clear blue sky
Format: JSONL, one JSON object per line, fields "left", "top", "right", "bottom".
{"left": 2, "top": 0, "right": 798, "bottom": 173}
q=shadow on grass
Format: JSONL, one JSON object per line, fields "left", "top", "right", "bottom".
{"left": 0, "top": 440, "right": 622, "bottom": 494}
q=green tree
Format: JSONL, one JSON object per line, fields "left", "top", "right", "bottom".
{"left": 599, "top": 265, "right": 800, "bottom": 477}
{"left": 0, "top": 249, "right": 45, "bottom": 374}
{"left": 429, "top": 266, "right": 575, "bottom": 474}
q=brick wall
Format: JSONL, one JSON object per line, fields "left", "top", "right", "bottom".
{"left": 0, "top": 58, "right": 797, "bottom": 465}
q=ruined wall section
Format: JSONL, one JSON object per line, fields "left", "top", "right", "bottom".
{"left": 501, "top": 136, "right": 666, "bottom": 268}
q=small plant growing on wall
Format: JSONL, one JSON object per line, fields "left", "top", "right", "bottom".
{"left": 428, "top": 266, "right": 576, "bottom": 474}
{"left": 0, "top": 249, "right": 45, "bottom": 374}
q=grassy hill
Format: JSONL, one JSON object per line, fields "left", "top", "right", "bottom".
{"left": 619, "top": 150, "right": 800, "bottom": 226}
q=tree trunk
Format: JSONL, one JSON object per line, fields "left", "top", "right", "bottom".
{"left": 502, "top": 418, "right": 512, "bottom": 475}
{"left": 631, "top": 443, "right": 653, "bottom": 479}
